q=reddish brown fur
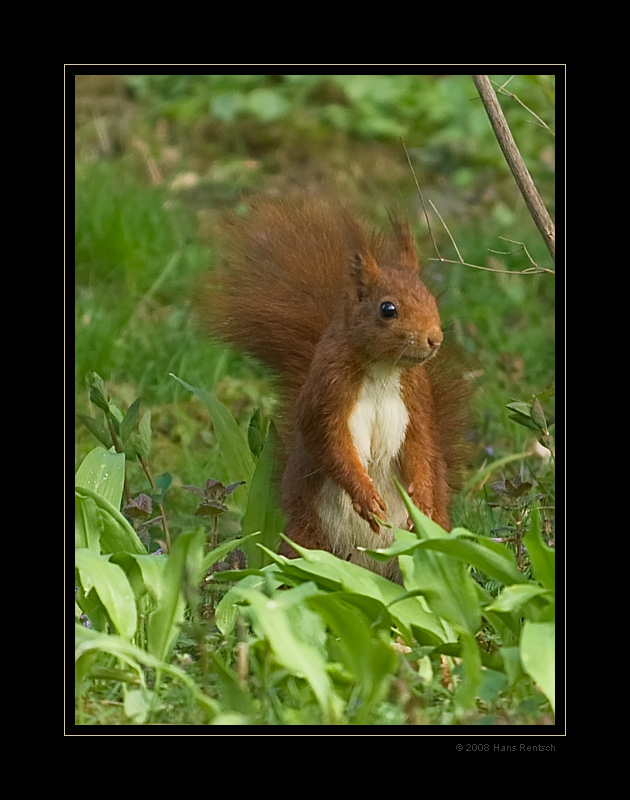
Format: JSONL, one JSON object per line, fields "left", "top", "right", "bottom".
{"left": 200, "top": 196, "right": 470, "bottom": 573}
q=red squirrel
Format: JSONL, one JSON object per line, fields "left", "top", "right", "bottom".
{"left": 201, "top": 196, "right": 469, "bottom": 580}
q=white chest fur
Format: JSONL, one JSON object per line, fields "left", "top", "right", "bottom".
{"left": 348, "top": 365, "right": 409, "bottom": 469}
{"left": 318, "top": 365, "right": 410, "bottom": 578}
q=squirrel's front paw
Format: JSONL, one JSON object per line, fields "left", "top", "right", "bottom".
{"left": 352, "top": 486, "right": 387, "bottom": 533}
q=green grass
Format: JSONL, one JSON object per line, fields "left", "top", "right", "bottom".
{"left": 73, "top": 73, "right": 557, "bottom": 728}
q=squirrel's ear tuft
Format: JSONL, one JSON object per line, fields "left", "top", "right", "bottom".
{"left": 350, "top": 250, "right": 380, "bottom": 280}
{"left": 349, "top": 250, "right": 381, "bottom": 300}
{"left": 387, "top": 212, "right": 420, "bottom": 273}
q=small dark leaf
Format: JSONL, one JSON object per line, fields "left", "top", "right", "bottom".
{"left": 195, "top": 501, "right": 228, "bottom": 517}
{"left": 204, "top": 479, "right": 225, "bottom": 501}
{"left": 210, "top": 549, "right": 247, "bottom": 574}
{"left": 224, "top": 481, "right": 246, "bottom": 497}
{"left": 183, "top": 477, "right": 243, "bottom": 516}
{"left": 125, "top": 493, "right": 153, "bottom": 518}
{"left": 490, "top": 480, "right": 508, "bottom": 495}
{"left": 182, "top": 484, "right": 206, "bottom": 498}
{"left": 510, "top": 479, "right": 533, "bottom": 498}
{"left": 227, "top": 548, "right": 247, "bottom": 570}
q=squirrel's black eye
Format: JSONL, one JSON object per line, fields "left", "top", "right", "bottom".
{"left": 379, "top": 301, "right": 398, "bottom": 319}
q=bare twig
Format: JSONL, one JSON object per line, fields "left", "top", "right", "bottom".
{"left": 427, "top": 210, "right": 554, "bottom": 275}
{"left": 402, "top": 136, "right": 554, "bottom": 276}
{"left": 427, "top": 256, "right": 552, "bottom": 276}
{"left": 401, "top": 139, "right": 443, "bottom": 260}
{"left": 472, "top": 75, "right": 555, "bottom": 262}
{"left": 428, "top": 199, "right": 464, "bottom": 263}
{"left": 492, "top": 77, "right": 554, "bottom": 135}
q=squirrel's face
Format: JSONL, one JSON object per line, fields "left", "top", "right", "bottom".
{"left": 348, "top": 256, "right": 443, "bottom": 368}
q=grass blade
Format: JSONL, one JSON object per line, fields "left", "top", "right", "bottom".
{"left": 146, "top": 529, "right": 204, "bottom": 661}
{"left": 169, "top": 374, "right": 255, "bottom": 486}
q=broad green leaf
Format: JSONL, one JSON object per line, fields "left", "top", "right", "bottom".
{"left": 485, "top": 583, "right": 552, "bottom": 615}
{"left": 308, "top": 592, "right": 396, "bottom": 719}
{"left": 109, "top": 552, "right": 166, "bottom": 606}
{"left": 211, "top": 652, "right": 252, "bottom": 716}
{"left": 75, "top": 485, "right": 146, "bottom": 555}
{"left": 455, "top": 628, "right": 483, "bottom": 710}
{"left": 75, "top": 446, "right": 126, "bottom": 510}
{"left": 264, "top": 541, "right": 448, "bottom": 645}
{"left": 170, "top": 374, "right": 255, "bottom": 487}
{"left": 75, "top": 488, "right": 101, "bottom": 551}
{"left": 368, "top": 528, "right": 528, "bottom": 588}
{"left": 146, "top": 529, "right": 204, "bottom": 661}
{"left": 240, "top": 424, "right": 286, "bottom": 567}
{"left": 123, "top": 686, "right": 152, "bottom": 724}
{"left": 501, "top": 645, "right": 526, "bottom": 687}
{"left": 75, "top": 548, "right": 137, "bottom": 639}
{"left": 521, "top": 619, "right": 555, "bottom": 712}
{"left": 215, "top": 574, "right": 276, "bottom": 635}
{"left": 233, "top": 584, "right": 342, "bottom": 721}
{"left": 524, "top": 505, "right": 555, "bottom": 590}
{"left": 397, "top": 497, "right": 481, "bottom": 634}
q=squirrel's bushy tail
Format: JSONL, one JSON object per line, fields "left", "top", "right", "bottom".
{"left": 200, "top": 196, "right": 369, "bottom": 391}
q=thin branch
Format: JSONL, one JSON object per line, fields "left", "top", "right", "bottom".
{"left": 427, "top": 256, "right": 552, "bottom": 276}
{"left": 401, "top": 136, "right": 554, "bottom": 276}
{"left": 472, "top": 75, "right": 555, "bottom": 263}
{"left": 428, "top": 199, "right": 464, "bottom": 263}
{"left": 428, "top": 212, "right": 554, "bottom": 275}
{"left": 401, "top": 138, "right": 443, "bottom": 260}
{"left": 492, "top": 77, "right": 554, "bottom": 135}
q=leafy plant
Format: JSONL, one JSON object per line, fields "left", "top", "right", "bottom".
{"left": 74, "top": 73, "right": 556, "bottom": 724}
{"left": 75, "top": 379, "right": 555, "bottom": 725}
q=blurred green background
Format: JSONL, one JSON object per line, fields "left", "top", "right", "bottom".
{"left": 74, "top": 73, "right": 555, "bottom": 529}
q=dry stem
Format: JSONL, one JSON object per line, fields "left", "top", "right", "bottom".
{"left": 472, "top": 75, "right": 555, "bottom": 263}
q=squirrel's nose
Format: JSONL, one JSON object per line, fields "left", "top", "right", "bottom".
{"left": 427, "top": 331, "right": 443, "bottom": 350}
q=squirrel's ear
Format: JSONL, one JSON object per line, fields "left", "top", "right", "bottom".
{"left": 388, "top": 212, "right": 419, "bottom": 273}
{"left": 350, "top": 250, "right": 381, "bottom": 298}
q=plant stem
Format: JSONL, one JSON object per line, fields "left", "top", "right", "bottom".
{"left": 139, "top": 456, "right": 172, "bottom": 553}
